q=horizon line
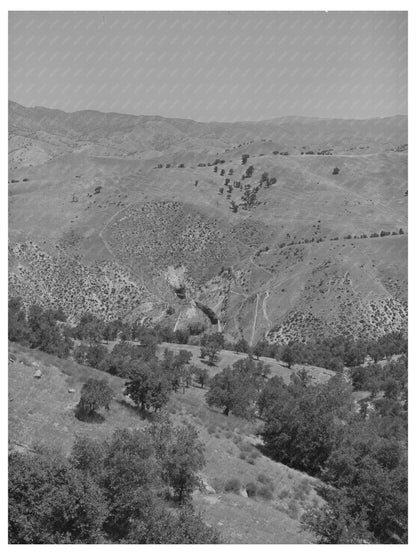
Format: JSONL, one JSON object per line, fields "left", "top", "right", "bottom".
{"left": 8, "top": 99, "right": 408, "bottom": 125}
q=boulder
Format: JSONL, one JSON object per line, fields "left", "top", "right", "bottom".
{"left": 33, "top": 369, "right": 42, "bottom": 379}
{"left": 200, "top": 477, "right": 216, "bottom": 495}
{"left": 68, "top": 388, "right": 76, "bottom": 394}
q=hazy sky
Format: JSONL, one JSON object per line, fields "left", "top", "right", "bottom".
{"left": 9, "top": 11, "right": 407, "bottom": 121}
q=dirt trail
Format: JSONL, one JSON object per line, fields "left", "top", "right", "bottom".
{"left": 263, "top": 290, "right": 272, "bottom": 332}
{"left": 250, "top": 293, "right": 260, "bottom": 346}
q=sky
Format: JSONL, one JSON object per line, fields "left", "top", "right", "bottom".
{"left": 8, "top": 11, "right": 408, "bottom": 121}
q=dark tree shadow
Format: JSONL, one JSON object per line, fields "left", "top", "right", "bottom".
{"left": 74, "top": 405, "right": 105, "bottom": 423}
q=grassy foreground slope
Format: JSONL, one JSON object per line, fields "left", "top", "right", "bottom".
{"left": 9, "top": 341, "right": 334, "bottom": 543}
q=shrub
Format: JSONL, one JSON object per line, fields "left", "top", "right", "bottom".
{"left": 245, "top": 482, "right": 257, "bottom": 497}
{"left": 257, "top": 485, "right": 273, "bottom": 500}
{"left": 278, "top": 488, "right": 290, "bottom": 500}
{"left": 257, "top": 473, "right": 275, "bottom": 491}
{"left": 224, "top": 478, "right": 241, "bottom": 493}
{"left": 332, "top": 167, "right": 340, "bottom": 175}
{"left": 287, "top": 499, "right": 299, "bottom": 519}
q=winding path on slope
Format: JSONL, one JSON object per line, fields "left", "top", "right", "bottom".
{"left": 250, "top": 293, "right": 260, "bottom": 346}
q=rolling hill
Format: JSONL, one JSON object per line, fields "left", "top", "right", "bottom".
{"left": 8, "top": 101, "right": 408, "bottom": 344}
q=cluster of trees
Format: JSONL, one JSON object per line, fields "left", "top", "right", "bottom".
{"left": 202, "top": 347, "right": 407, "bottom": 544}
{"left": 9, "top": 418, "right": 219, "bottom": 544}
{"left": 350, "top": 355, "right": 407, "bottom": 400}
{"left": 124, "top": 349, "right": 197, "bottom": 413}
{"left": 206, "top": 357, "right": 271, "bottom": 418}
{"left": 8, "top": 298, "right": 73, "bottom": 358}
{"left": 248, "top": 331, "right": 407, "bottom": 371}
{"left": 203, "top": 350, "right": 407, "bottom": 544}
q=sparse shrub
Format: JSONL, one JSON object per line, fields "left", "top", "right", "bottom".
{"left": 224, "top": 478, "right": 241, "bottom": 494}
{"left": 287, "top": 499, "right": 299, "bottom": 519}
{"left": 257, "top": 485, "right": 273, "bottom": 500}
{"left": 294, "top": 478, "right": 312, "bottom": 501}
{"left": 257, "top": 473, "right": 275, "bottom": 492}
{"left": 278, "top": 488, "right": 290, "bottom": 500}
{"left": 246, "top": 482, "right": 257, "bottom": 497}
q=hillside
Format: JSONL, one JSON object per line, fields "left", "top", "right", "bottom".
{"left": 8, "top": 102, "right": 408, "bottom": 343}
{"left": 9, "top": 341, "right": 334, "bottom": 543}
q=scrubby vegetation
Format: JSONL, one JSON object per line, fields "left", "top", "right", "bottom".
{"left": 259, "top": 368, "right": 407, "bottom": 543}
{"left": 9, "top": 417, "right": 219, "bottom": 544}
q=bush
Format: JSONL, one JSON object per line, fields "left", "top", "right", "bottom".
{"left": 287, "top": 499, "right": 299, "bottom": 519}
{"left": 224, "top": 478, "right": 241, "bottom": 493}
{"left": 245, "top": 482, "right": 257, "bottom": 497}
{"left": 278, "top": 488, "right": 290, "bottom": 499}
{"left": 257, "top": 485, "right": 274, "bottom": 500}
{"left": 257, "top": 473, "right": 275, "bottom": 492}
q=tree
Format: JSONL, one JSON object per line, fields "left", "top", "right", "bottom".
{"left": 8, "top": 297, "right": 30, "bottom": 344}
{"left": 9, "top": 450, "right": 106, "bottom": 544}
{"left": 241, "top": 154, "right": 249, "bottom": 165}
{"left": 150, "top": 417, "right": 205, "bottom": 503}
{"left": 75, "top": 312, "right": 104, "bottom": 344}
{"left": 205, "top": 358, "right": 265, "bottom": 418}
{"left": 192, "top": 366, "right": 209, "bottom": 388}
{"left": 281, "top": 344, "right": 296, "bottom": 368}
{"left": 126, "top": 504, "right": 219, "bottom": 544}
{"left": 27, "top": 304, "right": 72, "bottom": 357}
{"left": 260, "top": 172, "right": 269, "bottom": 184}
{"left": 302, "top": 486, "right": 374, "bottom": 544}
{"left": 70, "top": 435, "right": 105, "bottom": 477}
{"left": 200, "top": 333, "right": 224, "bottom": 366}
{"left": 245, "top": 165, "right": 254, "bottom": 178}
{"left": 261, "top": 374, "right": 354, "bottom": 474}
{"left": 78, "top": 378, "right": 114, "bottom": 417}
{"left": 241, "top": 186, "right": 258, "bottom": 210}
{"left": 86, "top": 343, "right": 107, "bottom": 368}
{"left": 124, "top": 361, "right": 170, "bottom": 412}
{"left": 230, "top": 200, "right": 238, "bottom": 213}
{"left": 101, "top": 428, "right": 162, "bottom": 540}
{"left": 234, "top": 337, "right": 250, "bottom": 354}
{"left": 320, "top": 416, "right": 408, "bottom": 544}
{"left": 73, "top": 343, "right": 89, "bottom": 365}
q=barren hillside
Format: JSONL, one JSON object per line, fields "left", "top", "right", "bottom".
{"left": 9, "top": 102, "right": 408, "bottom": 343}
